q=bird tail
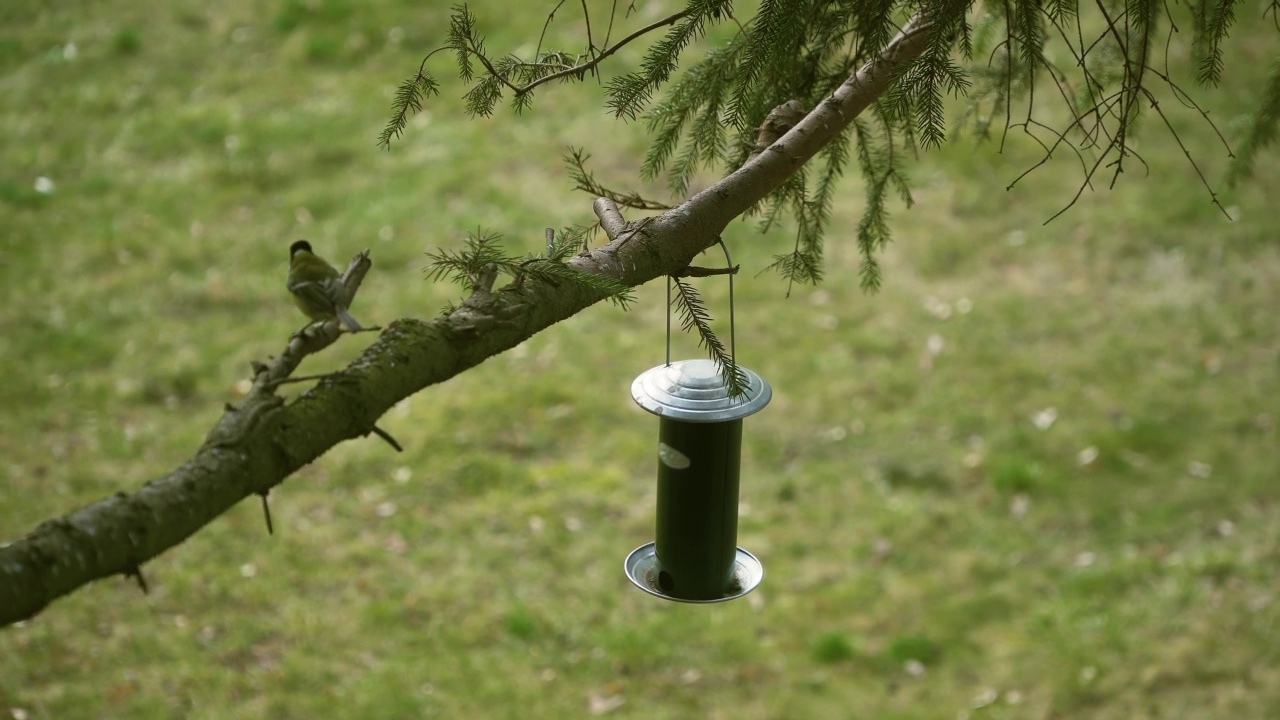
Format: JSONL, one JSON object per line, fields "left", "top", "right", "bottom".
{"left": 336, "top": 307, "right": 362, "bottom": 332}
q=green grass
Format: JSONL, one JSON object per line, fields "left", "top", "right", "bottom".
{"left": 2, "top": 1, "right": 1279, "bottom": 719}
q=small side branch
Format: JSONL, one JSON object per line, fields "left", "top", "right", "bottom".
{"left": 371, "top": 425, "right": 404, "bottom": 453}
{"left": 594, "top": 197, "right": 627, "bottom": 238}
{"left": 259, "top": 492, "right": 274, "bottom": 535}
{"left": 999, "top": 7, "right": 1230, "bottom": 224}
{"left": 511, "top": 9, "right": 693, "bottom": 96}
{"left": 341, "top": 249, "right": 373, "bottom": 308}
{"left": 674, "top": 265, "right": 740, "bottom": 278}
{"left": 125, "top": 567, "right": 149, "bottom": 594}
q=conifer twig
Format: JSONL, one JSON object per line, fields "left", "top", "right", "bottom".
{"left": 669, "top": 277, "right": 748, "bottom": 398}
{"left": 259, "top": 492, "right": 274, "bottom": 535}
{"left": 593, "top": 197, "right": 627, "bottom": 238}
{"left": 566, "top": 149, "right": 674, "bottom": 210}
{"left": 452, "top": 7, "right": 693, "bottom": 100}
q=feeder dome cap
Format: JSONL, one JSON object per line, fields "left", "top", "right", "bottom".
{"left": 631, "top": 358, "right": 771, "bottom": 422}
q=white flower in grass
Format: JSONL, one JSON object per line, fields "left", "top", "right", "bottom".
{"left": 971, "top": 688, "right": 998, "bottom": 709}
{"left": 1077, "top": 446, "right": 1099, "bottom": 466}
{"left": 923, "top": 295, "right": 952, "bottom": 319}
{"left": 1032, "top": 407, "right": 1057, "bottom": 430}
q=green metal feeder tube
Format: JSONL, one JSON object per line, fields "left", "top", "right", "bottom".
{"left": 653, "top": 417, "right": 743, "bottom": 599}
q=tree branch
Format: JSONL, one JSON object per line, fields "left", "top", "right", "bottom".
{"left": 465, "top": 8, "right": 693, "bottom": 98}
{"left": 514, "top": 9, "right": 693, "bottom": 95}
{"left": 0, "top": 14, "right": 933, "bottom": 627}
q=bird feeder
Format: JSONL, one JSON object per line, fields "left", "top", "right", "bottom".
{"left": 624, "top": 244, "right": 772, "bottom": 603}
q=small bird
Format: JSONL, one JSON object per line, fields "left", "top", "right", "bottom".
{"left": 287, "top": 240, "right": 362, "bottom": 331}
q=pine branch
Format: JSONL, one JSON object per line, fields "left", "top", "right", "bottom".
{"left": 605, "top": 0, "right": 734, "bottom": 119}
{"left": 724, "top": 0, "right": 796, "bottom": 128}
{"left": 546, "top": 225, "right": 592, "bottom": 260}
{"left": 426, "top": 229, "right": 635, "bottom": 309}
{"left": 519, "top": 258, "right": 636, "bottom": 309}
{"left": 851, "top": 115, "right": 903, "bottom": 290}
{"left": 764, "top": 122, "right": 855, "bottom": 295}
{"left": 565, "top": 148, "right": 674, "bottom": 210}
{"left": 1227, "top": 57, "right": 1280, "bottom": 186}
{"left": 979, "top": 1, "right": 1239, "bottom": 224}
{"left": 424, "top": 231, "right": 509, "bottom": 287}
{"left": 516, "top": 9, "right": 696, "bottom": 94}
{"left": 378, "top": 64, "right": 441, "bottom": 150}
{"left": 381, "top": 4, "right": 698, "bottom": 146}
{"left": 643, "top": 35, "right": 747, "bottom": 183}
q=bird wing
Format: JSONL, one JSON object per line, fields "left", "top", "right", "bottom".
{"left": 288, "top": 279, "right": 341, "bottom": 313}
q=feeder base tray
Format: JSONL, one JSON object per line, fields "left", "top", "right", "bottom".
{"left": 623, "top": 542, "right": 764, "bottom": 603}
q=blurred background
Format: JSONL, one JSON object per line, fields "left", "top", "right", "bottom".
{"left": 1, "top": 1, "right": 1277, "bottom": 718}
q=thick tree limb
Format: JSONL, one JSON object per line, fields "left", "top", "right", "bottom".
{"left": 0, "top": 15, "right": 932, "bottom": 627}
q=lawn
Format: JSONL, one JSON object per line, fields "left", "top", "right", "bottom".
{"left": 2, "top": 1, "right": 1277, "bottom": 718}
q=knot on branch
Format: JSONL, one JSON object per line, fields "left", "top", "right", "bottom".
{"left": 747, "top": 99, "right": 806, "bottom": 161}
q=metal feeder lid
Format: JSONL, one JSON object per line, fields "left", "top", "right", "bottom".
{"left": 631, "top": 358, "right": 772, "bottom": 423}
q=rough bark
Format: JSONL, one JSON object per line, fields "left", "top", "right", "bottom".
{"left": 0, "top": 15, "right": 932, "bottom": 627}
